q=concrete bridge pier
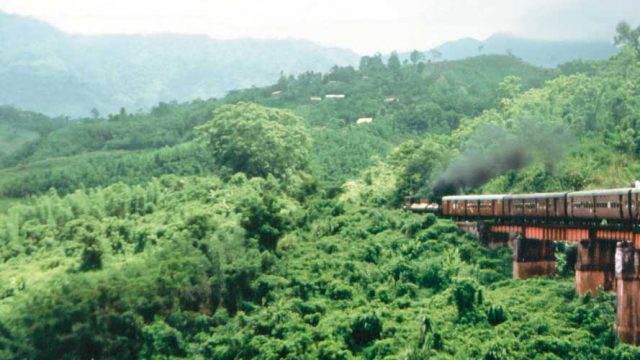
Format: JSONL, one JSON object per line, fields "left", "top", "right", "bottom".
{"left": 575, "top": 238, "right": 616, "bottom": 296}
{"left": 616, "top": 241, "right": 640, "bottom": 345}
{"left": 512, "top": 237, "right": 555, "bottom": 279}
{"left": 456, "top": 222, "right": 512, "bottom": 249}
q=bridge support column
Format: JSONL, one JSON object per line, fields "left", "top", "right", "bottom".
{"left": 616, "top": 241, "right": 640, "bottom": 345}
{"left": 575, "top": 238, "right": 616, "bottom": 296}
{"left": 456, "top": 222, "right": 512, "bottom": 249}
{"left": 512, "top": 237, "right": 555, "bottom": 279}
{"left": 480, "top": 227, "right": 512, "bottom": 249}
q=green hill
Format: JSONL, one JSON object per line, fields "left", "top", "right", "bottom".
{"left": 0, "top": 37, "right": 640, "bottom": 358}
{"left": 416, "top": 33, "right": 619, "bottom": 68}
{"left": 0, "top": 106, "right": 67, "bottom": 158}
{"left": 0, "top": 54, "right": 557, "bottom": 198}
{"left": 0, "top": 12, "right": 358, "bottom": 117}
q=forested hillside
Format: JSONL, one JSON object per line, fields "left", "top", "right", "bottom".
{"left": 0, "top": 12, "right": 620, "bottom": 118}
{"left": 0, "top": 26, "right": 640, "bottom": 359}
{"left": 0, "top": 54, "right": 556, "bottom": 198}
{"left": 0, "top": 12, "right": 358, "bottom": 117}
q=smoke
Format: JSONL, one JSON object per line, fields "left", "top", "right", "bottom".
{"left": 432, "top": 118, "right": 574, "bottom": 197}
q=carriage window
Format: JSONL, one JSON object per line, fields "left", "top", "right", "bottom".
{"left": 573, "top": 201, "right": 593, "bottom": 209}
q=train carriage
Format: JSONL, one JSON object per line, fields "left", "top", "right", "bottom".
{"left": 442, "top": 194, "right": 505, "bottom": 218}
{"left": 413, "top": 186, "right": 640, "bottom": 225}
{"left": 567, "top": 188, "right": 631, "bottom": 221}
{"left": 632, "top": 189, "right": 640, "bottom": 221}
{"left": 505, "top": 192, "right": 567, "bottom": 219}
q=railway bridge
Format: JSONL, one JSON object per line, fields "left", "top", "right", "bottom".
{"left": 404, "top": 188, "right": 640, "bottom": 345}
{"left": 458, "top": 221, "right": 640, "bottom": 345}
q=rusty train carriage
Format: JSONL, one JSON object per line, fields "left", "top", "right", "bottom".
{"left": 505, "top": 192, "right": 567, "bottom": 218}
{"left": 441, "top": 194, "right": 505, "bottom": 218}
{"left": 440, "top": 188, "right": 640, "bottom": 225}
{"left": 568, "top": 188, "right": 630, "bottom": 220}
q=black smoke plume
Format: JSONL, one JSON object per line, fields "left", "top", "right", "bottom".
{"left": 432, "top": 118, "right": 573, "bottom": 197}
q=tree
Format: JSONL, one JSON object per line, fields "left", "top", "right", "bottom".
{"left": 387, "top": 52, "right": 402, "bottom": 72}
{"left": 359, "top": 54, "right": 386, "bottom": 74}
{"left": 614, "top": 21, "right": 640, "bottom": 56}
{"left": 394, "top": 102, "right": 446, "bottom": 134}
{"left": 410, "top": 50, "right": 426, "bottom": 64}
{"left": 197, "top": 102, "right": 311, "bottom": 178}
{"left": 497, "top": 75, "right": 523, "bottom": 100}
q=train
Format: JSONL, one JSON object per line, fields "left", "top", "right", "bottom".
{"left": 403, "top": 188, "right": 640, "bottom": 224}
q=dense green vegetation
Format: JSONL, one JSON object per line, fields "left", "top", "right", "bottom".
{"left": 0, "top": 106, "right": 68, "bottom": 159}
{"left": 0, "top": 176, "right": 634, "bottom": 359}
{"left": 0, "top": 53, "right": 556, "bottom": 197}
{"left": 1, "top": 24, "right": 640, "bottom": 359}
{"left": 380, "top": 43, "right": 640, "bottom": 201}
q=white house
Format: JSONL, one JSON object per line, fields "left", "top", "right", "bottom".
{"left": 325, "top": 94, "right": 345, "bottom": 99}
{"left": 356, "top": 117, "right": 373, "bottom": 125}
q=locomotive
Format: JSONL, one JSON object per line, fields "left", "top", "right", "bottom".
{"left": 403, "top": 188, "right": 640, "bottom": 224}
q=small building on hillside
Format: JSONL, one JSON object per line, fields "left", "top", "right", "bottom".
{"left": 271, "top": 90, "right": 283, "bottom": 96}
{"left": 309, "top": 96, "right": 322, "bottom": 102}
{"left": 325, "top": 94, "right": 345, "bottom": 99}
{"left": 384, "top": 96, "right": 398, "bottom": 103}
{"left": 356, "top": 117, "right": 373, "bottom": 125}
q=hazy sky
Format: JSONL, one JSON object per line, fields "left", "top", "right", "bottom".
{"left": 1, "top": 0, "right": 639, "bottom": 54}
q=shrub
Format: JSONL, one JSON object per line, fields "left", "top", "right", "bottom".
{"left": 140, "top": 319, "right": 187, "bottom": 358}
{"left": 401, "top": 220, "right": 422, "bottom": 237}
{"left": 487, "top": 305, "right": 507, "bottom": 326}
{"left": 237, "top": 186, "right": 289, "bottom": 250}
{"left": 349, "top": 312, "right": 383, "bottom": 347}
{"left": 254, "top": 275, "right": 288, "bottom": 303}
{"left": 451, "top": 280, "right": 482, "bottom": 317}
{"left": 395, "top": 282, "right": 418, "bottom": 298}
{"left": 389, "top": 261, "right": 416, "bottom": 283}
{"left": 183, "top": 210, "right": 216, "bottom": 240}
{"left": 422, "top": 214, "right": 437, "bottom": 229}
{"left": 316, "top": 340, "right": 351, "bottom": 360}
{"left": 79, "top": 242, "right": 103, "bottom": 271}
{"left": 328, "top": 281, "right": 354, "bottom": 300}
{"left": 418, "top": 262, "right": 448, "bottom": 290}
{"left": 362, "top": 243, "right": 382, "bottom": 263}
{"left": 377, "top": 286, "right": 395, "bottom": 304}
{"left": 363, "top": 338, "right": 396, "bottom": 359}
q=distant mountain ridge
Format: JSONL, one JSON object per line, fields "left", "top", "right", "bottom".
{"left": 420, "top": 33, "right": 619, "bottom": 68}
{"left": 0, "top": 12, "right": 359, "bottom": 117}
{"left": 0, "top": 12, "right": 621, "bottom": 117}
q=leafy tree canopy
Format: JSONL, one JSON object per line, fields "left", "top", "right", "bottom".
{"left": 615, "top": 21, "right": 640, "bottom": 56}
{"left": 197, "top": 102, "right": 312, "bottom": 178}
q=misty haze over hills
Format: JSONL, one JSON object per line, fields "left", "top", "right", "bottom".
{"left": 420, "top": 33, "right": 619, "bottom": 68}
{"left": 0, "top": 12, "right": 620, "bottom": 117}
{"left": 0, "top": 12, "right": 359, "bottom": 117}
